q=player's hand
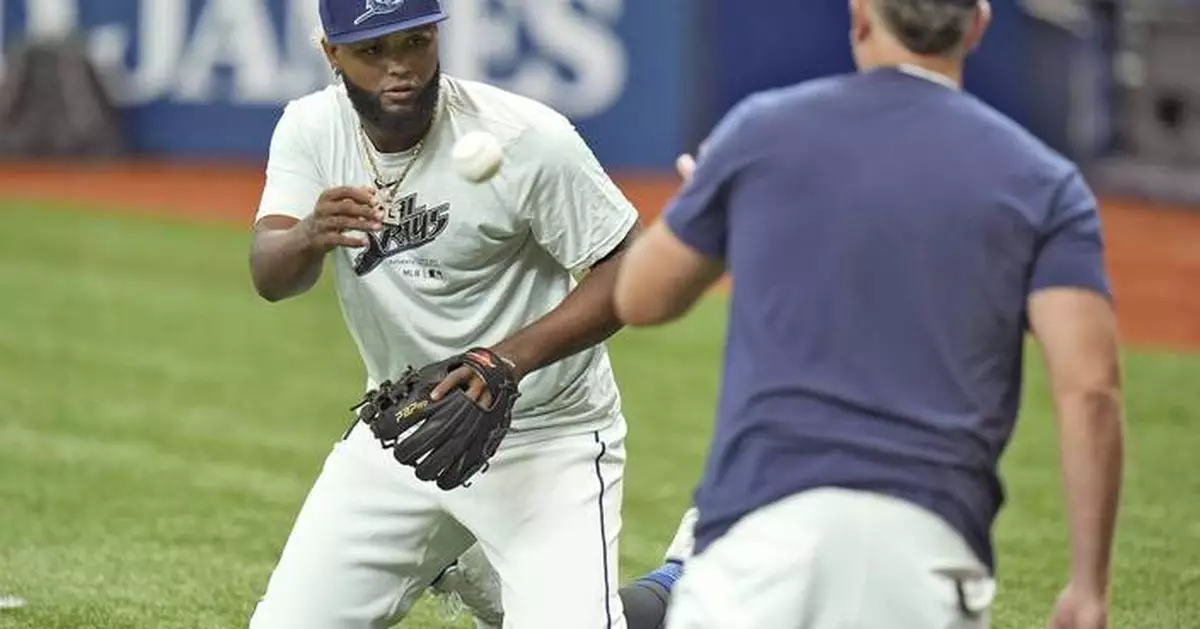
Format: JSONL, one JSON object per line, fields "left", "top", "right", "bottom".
{"left": 429, "top": 365, "right": 494, "bottom": 409}
{"left": 675, "top": 153, "right": 696, "bottom": 183}
{"left": 301, "top": 186, "right": 384, "bottom": 251}
{"left": 675, "top": 141, "right": 708, "bottom": 183}
{"left": 429, "top": 350, "right": 523, "bottom": 410}
{"left": 1046, "top": 583, "right": 1108, "bottom": 629}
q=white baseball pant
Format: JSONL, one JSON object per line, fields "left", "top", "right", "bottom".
{"left": 248, "top": 417, "right": 628, "bottom": 629}
{"left": 666, "top": 488, "right": 996, "bottom": 629}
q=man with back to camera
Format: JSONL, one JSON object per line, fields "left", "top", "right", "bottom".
{"left": 613, "top": 1, "right": 1125, "bottom": 628}
{"left": 245, "top": 0, "right": 675, "bottom": 626}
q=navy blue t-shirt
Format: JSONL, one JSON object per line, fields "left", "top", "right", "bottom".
{"left": 664, "top": 67, "right": 1111, "bottom": 572}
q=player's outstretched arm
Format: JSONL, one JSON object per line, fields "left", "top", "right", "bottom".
{"left": 433, "top": 118, "right": 649, "bottom": 399}
{"left": 614, "top": 221, "right": 723, "bottom": 326}
{"left": 250, "top": 186, "right": 382, "bottom": 302}
{"left": 1028, "top": 287, "right": 1123, "bottom": 629}
{"left": 430, "top": 225, "right": 640, "bottom": 403}
{"left": 614, "top": 148, "right": 723, "bottom": 326}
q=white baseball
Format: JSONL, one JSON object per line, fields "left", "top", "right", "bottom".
{"left": 452, "top": 131, "right": 503, "bottom": 183}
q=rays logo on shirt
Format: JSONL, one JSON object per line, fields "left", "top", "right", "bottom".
{"left": 353, "top": 192, "right": 450, "bottom": 277}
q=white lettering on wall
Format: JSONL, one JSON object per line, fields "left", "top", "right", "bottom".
{"left": 277, "top": 0, "right": 333, "bottom": 96}
{"left": 174, "top": 0, "right": 283, "bottom": 103}
{"left": 91, "top": 0, "right": 188, "bottom": 105}
{"left": 505, "top": 0, "right": 626, "bottom": 118}
{"left": 439, "top": 1, "right": 520, "bottom": 84}
{"left": 1, "top": 0, "right": 632, "bottom": 118}
{"left": 440, "top": 0, "right": 627, "bottom": 119}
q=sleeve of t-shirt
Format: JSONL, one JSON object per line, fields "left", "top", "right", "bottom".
{"left": 661, "top": 95, "right": 759, "bottom": 260}
{"left": 255, "top": 101, "right": 325, "bottom": 224}
{"left": 1028, "top": 169, "right": 1112, "bottom": 299}
{"left": 516, "top": 117, "right": 640, "bottom": 275}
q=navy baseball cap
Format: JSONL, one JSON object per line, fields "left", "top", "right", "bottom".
{"left": 320, "top": 0, "right": 448, "bottom": 45}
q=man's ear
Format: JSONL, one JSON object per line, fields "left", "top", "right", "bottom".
{"left": 849, "top": 0, "right": 877, "bottom": 47}
{"left": 966, "top": 0, "right": 993, "bottom": 52}
{"left": 321, "top": 39, "right": 341, "bottom": 75}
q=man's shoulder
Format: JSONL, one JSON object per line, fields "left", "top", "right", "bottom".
{"left": 764, "top": 73, "right": 856, "bottom": 104}
{"left": 713, "top": 74, "right": 857, "bottom": 140}
{"left": 275, "top": 84, "right": 345, "bottom": 134}
{"left": 972, "top": 101, "right": 1073, "bottom": 171}
{"left": 440, "top": 75, "right": 575, "bottom": 142}
{"left": 743, "top": 74, "right": 858, "bottom": 114}
{"left": 917, "top": 87, "right": 1078, "bottom": 190}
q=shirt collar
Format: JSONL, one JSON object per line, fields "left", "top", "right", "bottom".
{"left": 895, "top": 64, "right": 960, "bottom": 90}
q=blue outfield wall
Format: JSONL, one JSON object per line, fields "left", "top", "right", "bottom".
{"left": 691, "top": 0, "right": 1035, "bottom": 148}
{"left": 0, "top": 0, "right": 1084, "bottom": 170}
{"left": 0, "top": 0, "right": 698, "bottom": 169}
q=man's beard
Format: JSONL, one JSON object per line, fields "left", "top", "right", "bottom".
{"left": 342, "top": 66, "right": 441, "bottom": 142}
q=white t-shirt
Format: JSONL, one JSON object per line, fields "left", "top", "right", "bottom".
{"left": 256, "top": 75, "right": 639, "bottom": 437}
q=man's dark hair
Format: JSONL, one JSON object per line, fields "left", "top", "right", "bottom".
{"left": 874, "top": 0, "right": 976, "bottom": 56}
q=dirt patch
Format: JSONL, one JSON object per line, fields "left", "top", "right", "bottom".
{"left": 1, "top": 163, "right": 1196, "bottom": 351}
{"left": 0, "top": 161, "right": 268, "bottom": 227}
{"left": 1097, "top": 197, "right": 1200, "bottom": 351}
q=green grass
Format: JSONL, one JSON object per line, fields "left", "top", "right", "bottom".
{"left": 0, "top": 202, "right": 1196, "bottom": 628}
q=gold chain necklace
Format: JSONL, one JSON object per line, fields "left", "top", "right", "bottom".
{"left": 356, "top": 124, "right": 424, "bottom": 225}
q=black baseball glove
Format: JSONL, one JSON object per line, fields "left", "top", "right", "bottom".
{"left": 351, "top": 348, "right": 520, "bottom": 490}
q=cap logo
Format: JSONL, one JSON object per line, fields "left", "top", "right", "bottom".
{"left": 355, "top": 0, "right": 408, "bottom": 26}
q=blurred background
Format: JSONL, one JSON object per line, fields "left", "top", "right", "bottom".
{"left": 1, "top": 0, "right": 1199, "bottom": 196}
{"left": 0, "top": 0, "right": 1198, "bottom": 180}
{"left": 0, "top": 1, "right": 1197, "bottom": 628}
{"left": 0, "top": 0, "right": 1192, "bottom": 174}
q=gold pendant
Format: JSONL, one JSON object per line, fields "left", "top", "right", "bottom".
{"left": 374, "top": 180, "right": 405, "bottom": 227}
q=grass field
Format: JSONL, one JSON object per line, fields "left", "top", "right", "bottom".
{"left": 0, "top": 202, "right": 1197, "bottom": 628}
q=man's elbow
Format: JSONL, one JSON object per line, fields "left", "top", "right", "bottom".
{"left": 252, "top": 270, "right": 309, "bottom": 303}
{"left": 1061, "top": 359, "right": 1124, "bottom": 420}
{"left": 256, "top": 285, "right": 288, "bottom": 303}
{"left": 249, "top": 256, "right": 295, "bottom": 303}
{"left": 614, "top": 290, "right": 683, "bottom": 327}
{"left": 1064, "top": 386, "right": 1124, "bottom": 421}
{"left": 1056, "top": 382, "right": 1124, "bottom": 444}
{"left": 251, "top": 273, "right": 286, "bottom": 303}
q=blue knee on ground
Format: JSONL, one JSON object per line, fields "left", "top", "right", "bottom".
{"left": 634, "top": 560, "right": 684, "bottom": 592}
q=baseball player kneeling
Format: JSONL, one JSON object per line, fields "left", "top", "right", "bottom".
{"left": 247, "top": 1, "right": 642, "bottom": 627}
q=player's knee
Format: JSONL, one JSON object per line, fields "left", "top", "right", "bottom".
{"left": 620, "top": 581, "right": 670, "bottom": 629}
{"left": 503, "top": 587, "right": 626, "bottom": 629}
{"left": 247, "top": 598, "right": 327, "bottom": 629}
{"left": 247, "top": 587, "right": 410, "bottom": 629}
